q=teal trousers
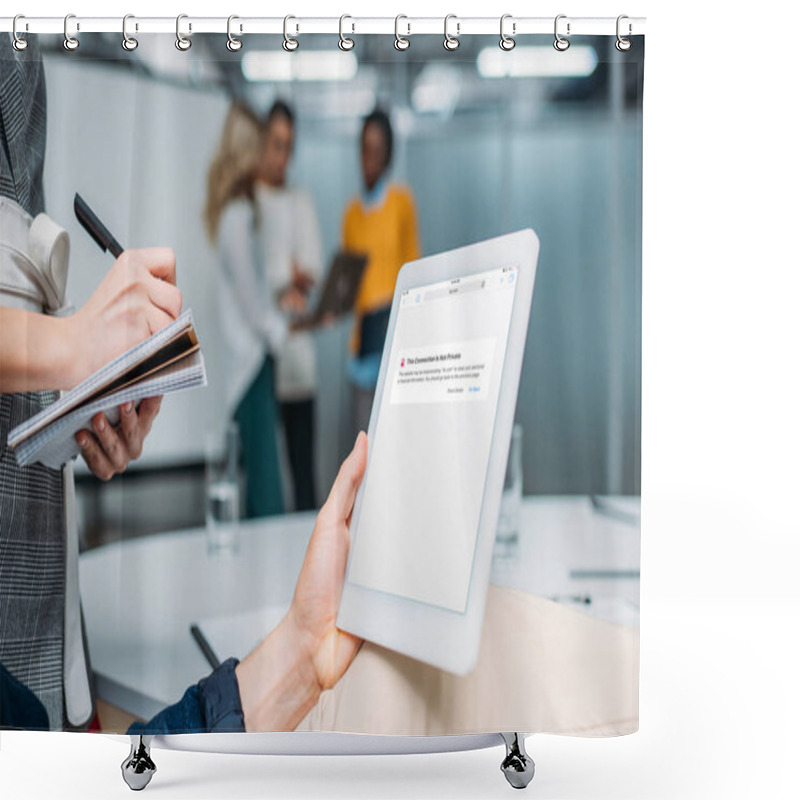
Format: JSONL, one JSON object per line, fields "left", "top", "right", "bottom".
{"left": 234, "top": 356, "right": 284, "bottom": 518}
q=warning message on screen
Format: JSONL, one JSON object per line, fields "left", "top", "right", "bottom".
{"left": 390, "top": 337, "right": 496, "bottom": 405}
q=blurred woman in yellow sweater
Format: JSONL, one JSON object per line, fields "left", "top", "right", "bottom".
{"left": 342, "top": 109, "right": 420, "bottom": 435}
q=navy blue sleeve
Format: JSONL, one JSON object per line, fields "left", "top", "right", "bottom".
{"left": 1, "top": 662, "right": 50, "bottom": 730}
{"left": 127, "top": 657, "right": 245, "bottom": 735}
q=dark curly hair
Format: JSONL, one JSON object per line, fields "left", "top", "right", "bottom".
{"left": 361, "top": 108, "right": 393, "bottom": 170}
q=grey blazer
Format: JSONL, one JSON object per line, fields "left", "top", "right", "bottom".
{"left": 0, "top": 33, "right": 93, "bottom": 731}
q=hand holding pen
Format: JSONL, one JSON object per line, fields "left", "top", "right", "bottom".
{"left": 68, "top": 193, "right": 183, "bottom": 385}
{"left": 66, "top": 193, "right": 182, "bottom": 480}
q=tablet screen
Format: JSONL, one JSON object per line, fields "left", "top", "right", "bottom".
{"left": 348, "top": 265, "right": 518, "bottom": 613}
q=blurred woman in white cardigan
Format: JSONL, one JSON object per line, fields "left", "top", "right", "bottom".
{"left": 205, "top": 102, "right": 287, "bottom": 517}
{"left": 205, "top": 101, "right": 322, "bottom": 516}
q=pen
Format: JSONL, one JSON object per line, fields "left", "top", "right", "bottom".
{"left": 74, "top": 192, "right": 124, "bottom": 259}
{"left": 569, "top": 569, "right": 640, "bottom": 580}
{"left": 190, "top": 623, "right": 221, "bottom": 670}
{"left": 549, "top": 594, "right": 592, "bottom": 605}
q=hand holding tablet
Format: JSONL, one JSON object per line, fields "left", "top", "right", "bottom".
{"left": 337, "top": 229, "right": 539, "bottom": 675}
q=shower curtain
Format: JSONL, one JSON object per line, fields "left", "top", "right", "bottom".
{"left": 1, "top": 24, "right": 643, "bottom": 743}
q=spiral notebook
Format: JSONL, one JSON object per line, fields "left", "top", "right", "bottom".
{"left": 8, "top": 310, "right": 206, "bottom": 469}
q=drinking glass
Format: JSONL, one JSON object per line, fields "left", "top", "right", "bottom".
{"left": 205, "top": 422, "right": 241, "bottom": 556}
{"left": 494, "top": 423, "right": 522, "bottom": 557}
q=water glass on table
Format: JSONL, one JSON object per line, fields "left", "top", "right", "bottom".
{"left": 494, "top": 423, "right": 522, "bottom": 558}
{"left": 205, "top": 422, "right": 241, "bottom": 556}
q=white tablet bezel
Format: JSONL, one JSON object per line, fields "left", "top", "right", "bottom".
{"left": 336, "top": 229, "right": 539, "bottom": 676}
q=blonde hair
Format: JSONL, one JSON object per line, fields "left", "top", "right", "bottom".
{"left": 204, "top": 101, "right": 262, "bottom": 243}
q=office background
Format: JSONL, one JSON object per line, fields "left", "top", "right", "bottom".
{"left": 36, "top": 32, "right": 642, "bottom": 541}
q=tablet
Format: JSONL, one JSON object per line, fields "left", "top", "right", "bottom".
{"left": 309, "top": 251, "right": 367, "bottom": 323}
{"left": 337, "top": 229, "right": 539, "bottom": 675}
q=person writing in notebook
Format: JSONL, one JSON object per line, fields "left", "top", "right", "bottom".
{"left": 0, "top": 250, "right": 178, "bottom": 471}
{"left": 342, "top": 109, "right": 421, "bottom": 435}
{"left": 1, "top": 33, "right": 179, "bottom": 730}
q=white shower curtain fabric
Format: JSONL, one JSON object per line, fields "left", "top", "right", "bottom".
{"left": 0, "top": 31, "right": 643, "bottom": 737}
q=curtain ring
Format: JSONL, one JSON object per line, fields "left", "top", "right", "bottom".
{"left": 499, "top": 14, "right": 515, "bottom": 51}
{"left": 176, "top": 14, "right": 192, "bottom": 51}
{"left": 615, "top": 14, "right": 632, "bottom": 51}
{"left": 443, "top": 14, "right": 460, "bottom": 51}
{"left": 12, "top": 15, "right": 28, "bottom": 51}
{"left": 63, "top": 14, "right": 80, "bottom": 51}
{"left": 339, "top": 14, "right": 355, "bottom": 51}
{"left": 394, "top": 15, "right": 410, "bottom": 51}
{"left": 227, "top": 15, "right": 242, "bottom": 51}
{"left": 554, "top": 14, "right": 570, "bottom": 51}
{"left": 283, "top": 15, "right": 299, "bottom": 51}
{"left": 122, "top": 14, "right": 138, "bottom": 51}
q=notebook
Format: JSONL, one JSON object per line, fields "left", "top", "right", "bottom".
{"left": 8, "top": 310, "right": 207, "bottom": 469}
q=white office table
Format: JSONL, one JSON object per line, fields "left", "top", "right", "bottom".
{"left": 79, "top": 496, "right": 640, "bottom": 721}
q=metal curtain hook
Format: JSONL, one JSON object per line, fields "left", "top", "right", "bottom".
{"left": 122, "top": 14, "right": 138, "bottom": 51}
{"left": 227, "top": 15, "right": 242, "bottom": 51}
{"left": 499, "top": 14, "right": 515, "bottom": 51}
{"left": 176, "top": 14, "right": 192, "bottom": 51}
{"left": 12, "top": 15, "right": 28, "bottom": 51}
{"left": 616, "top": 14, "right": 632, "bottom": 51}
{"left": 283, "top": 15, "right": 299, "bottom": 51}
{"left": 554, "top": 14, "right": 570, "bottom": 51}
{"left": 394, "top": 15, "right": 410, "bottom": 51}
{"left": 443, "top": 14, "right": 460, "bottom": 51}
{"left": 64, "top": 14, "right": 80, "bottom": 51}
{"left": 339, "top": 14, "right": 355, "bottom": 51}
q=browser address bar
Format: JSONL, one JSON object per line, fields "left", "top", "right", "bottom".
{"left": 423, "top": 278, "right": 486, "bottom": 303}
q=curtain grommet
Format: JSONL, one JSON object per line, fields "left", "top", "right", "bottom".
{"left": 339, "top": 14, "right": 355, "bottom": 51}
{"left": 443, "top": 14, "right": 460, "bottom": 51}
{"left": 394, "top": 15, "right": 410, "bottom": 51}
{"left": 500, "top": 14, "right": 516, "bottom": 51}
{"left": 122, "top": 14, "right": 138, "bottom": 51}
{"left": 12, "top": 14, "right": 28, "bottom": 51}
{"left": 615, "top": 15, "right": 632, "bottom": 51}
{"left": 226, "top": 15, "right": 242, "bottom": 52}
{"left": 176, "top": 13, "right": 192, "bottom": 51}
{"left": 63, "top": 14, "right": 80, "bottom": 51}
{"left": 283, "top": 15, "right": 299, "bottom": 52}
{"left": 554, "top": 14, "right": 571, "bottom": 51}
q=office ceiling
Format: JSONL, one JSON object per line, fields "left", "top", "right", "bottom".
{"left": 39, "top": 32, "right": 644, "bottom": 121}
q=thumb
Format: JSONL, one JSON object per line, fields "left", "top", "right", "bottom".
{"left": 321, "top": 432, "right": 367, "bottom": 524}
